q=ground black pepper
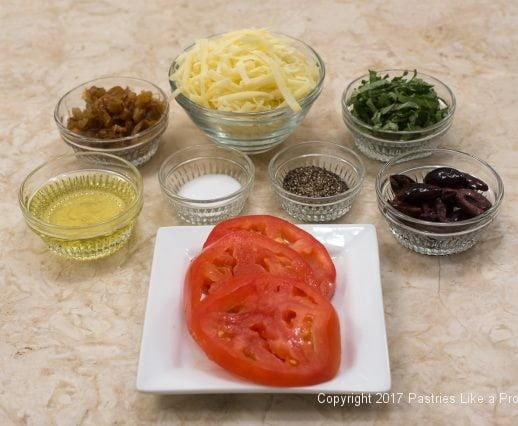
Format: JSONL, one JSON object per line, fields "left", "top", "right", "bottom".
{"left": 282, "top": 166, "right": 349, "bottom": 197}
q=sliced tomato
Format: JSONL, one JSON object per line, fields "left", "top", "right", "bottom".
{"left": 188, "top": 274, "right": 341, "bottom": 387}
{"left": 184, "top": 231, "right": 317, "bottom": 319}
{"left": 204, "top": 215, "right": 336, "bottom": 299}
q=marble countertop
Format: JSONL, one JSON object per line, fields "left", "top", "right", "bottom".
{"left": 1, "top": 0, "right": 517, "bottom": 424}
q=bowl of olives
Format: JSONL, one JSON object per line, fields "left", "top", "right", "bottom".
{"left": 376, "top": 148, "right": 504, "bottom": 255}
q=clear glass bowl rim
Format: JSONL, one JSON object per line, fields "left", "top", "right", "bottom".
{"left": 19, "top": 152, "right": 144, "bottom": 232}
{"left": 158, "top": 144, "right": 255, "bottom": 204}
{"left": 54, "top": 76, "right": 170, "bottom": 147}
{"left": 268, "top": 141, "right": 366, "bottom": 204}
{"left": 342, "top": 69, "right": 456, "bottom": 136}
{"left": 375, "top": 148, "right": 504, "bottom": 230}
{"left": 168, "top": 32, "right": 326, "bottom": 120}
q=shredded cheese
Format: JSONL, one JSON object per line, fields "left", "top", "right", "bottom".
{"left": 170, "top": 28, "right": 320, "bottom": 113}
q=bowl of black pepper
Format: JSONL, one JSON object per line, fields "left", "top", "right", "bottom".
{"left": 268, "top": 141, "right": 365, "bottom": 222}
{"left": 376, "top": 148, "right": 504, "bottom": 255}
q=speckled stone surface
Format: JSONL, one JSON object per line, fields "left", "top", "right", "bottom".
{"left": 1, "top": 0, "right": 517, "bottom": 424}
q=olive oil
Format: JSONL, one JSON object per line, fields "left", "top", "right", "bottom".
{"left": 28, "top": 171, "right": 140, "bottom": 260}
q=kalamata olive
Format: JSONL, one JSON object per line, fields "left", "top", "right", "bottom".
{"left": 419, "top": 203, "right": 437, "bottom": 221}
{"left": 454, "top": 188, "right": 492, "bottom": 217}
{"left": 423, "top": 167, "right": 468, "bottom": 188}
{"left": 435, "top": 198, "right": 447, "bottom": 222}
{"left": 440, "top": 188, "right": 458, "bottom": 205}
{"left": 447, "top": 209, "right": 467, "bottom": 222}
{"left": 387, "top": 168, "right": 492, "bottom": 224}
{"left": 464, "top": 173, "right": 489, "bottom": 191}
{"left": 389, "top": 174, "right": 415, "bottom": 194}
{"left": 389, "top": 199, "right": 422, "bottom": 218}
{"left": 401, "top": 183, "right": 442, "bottom": 205}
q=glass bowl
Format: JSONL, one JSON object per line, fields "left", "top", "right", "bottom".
{"left": 54, "top": 77, "right": 169, "bottom": 166}
{"left": 376, "top": 148, "right": 504, "bottom": 255}
{"left": 158, "top": 144, "right": 254, "bottom": 225}
{"left": 168, "top": 34, "right": 325, "bottom": 155}
{"left": 19, "top": 152, "right": 143, "bottom": 260}
{"left": 342, "top": 70, "right": 456, "bottom": 162}
{"left": 268, "top": 141, "right": 365, "bottom": 222}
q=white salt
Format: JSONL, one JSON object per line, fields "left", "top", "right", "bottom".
{"left": 178, "top": 174, "right": 241, "bottom": 200}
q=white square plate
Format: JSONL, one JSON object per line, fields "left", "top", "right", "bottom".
{"left": 137, "top": 224, "right": 390, "bottom": 394}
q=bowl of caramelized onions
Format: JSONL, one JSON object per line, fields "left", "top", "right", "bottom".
{"left": 54, "top": 76, "right": 169, "bottom": 166}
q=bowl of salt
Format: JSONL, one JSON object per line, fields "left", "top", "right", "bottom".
{"left": 158, "top": 144, "right": 255, "bottom": 224}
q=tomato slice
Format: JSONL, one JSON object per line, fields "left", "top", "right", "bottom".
{"left": 184, "top": 230, "right": 317, "bottom": 319}
{"left": 187, "top": 274, "right": 341, "bottom": 387}
{"left": 204, "top": 215, "right": 336, "bottom": 299}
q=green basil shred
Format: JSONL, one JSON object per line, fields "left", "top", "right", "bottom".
{"left": 347, "top": 70, "right": 449, "bottom": 131}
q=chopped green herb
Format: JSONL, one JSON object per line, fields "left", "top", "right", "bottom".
{"left": 347, "top": 70, "right": 449, "bottom": 131}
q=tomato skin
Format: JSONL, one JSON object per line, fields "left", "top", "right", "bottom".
{"left": 188, "top": 274, "right": 341, "bottom": 387}
{"left": 184, "top": 230, "right": 317, "bottom": 326}
{"left": 204, "top": 215, "right": 336, "bottom": 299}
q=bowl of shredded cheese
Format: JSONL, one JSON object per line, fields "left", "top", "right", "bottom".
{"left": 169, "top": 28, "right": 325, "bottom": 154}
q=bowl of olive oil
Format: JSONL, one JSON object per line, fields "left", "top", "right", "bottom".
{"left": 19, "top": 152, "right": 143, "bottom": 260}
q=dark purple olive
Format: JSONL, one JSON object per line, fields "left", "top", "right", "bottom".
{"left": 389, "top": 174, "right": 415, "bottom": 194}
{"left": 387, "top": 167, "right": 492, "bottom": 224}
{"left": 441, "top": 188, "right": 459, "bottom": 205}
{"left": 401, "top": 183, "right": 442, "bottom": 205}
{"left": 454, "top": 188, "right": 492, "bottom": 217}
{"left": 435, "top": 198, "right": 447, "bottom": 222}
{"left": 447, "top": 209, "right": 468, "bottom": 222}
{"left": 419, "top": 203, "right": 437, "bottom": 222}
{"left": 449, "top": 209, "right": 471, "bottom": 222}
{"left": 464, "top": 173, "right": 489, "bottom": 191}
{"left": 423, "top": 167, "right": 468, "bottom": 188}
{"left": 388, "top": 199, "right": 423, "bottom": 218}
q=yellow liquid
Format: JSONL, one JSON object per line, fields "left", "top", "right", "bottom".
{"left": 43, "top": 188, "right": 126, "bottom": 226}
{"left": 28, "top": 172, "right": 139, "bottom": 260}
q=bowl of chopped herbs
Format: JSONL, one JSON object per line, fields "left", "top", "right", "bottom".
{"left": 268, "top": 141, "right": 365, "bottom": 222}
{"left": 342, "top": 69, "right": 455, "bottom": 162}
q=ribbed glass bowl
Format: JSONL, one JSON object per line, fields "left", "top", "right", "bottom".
{"left": 376, "top": 148, "right": 504, "bottom": 255}
{"left": 54, "top": 77, "right": 169, "bottom": 166}
{"left": 342, "top": 70, "right": 455, "bottom": 162}
{"left": 268, "top": 141, "right": 365, "bottom": 222}
{"left": 168, "top": 34, "right": 325, "bottom": 154}
{"left": 158, "top": 144, "right": 254, "bottom": 224}
{"left": 18, "top": 152, "right": 143, "bottom": 260}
